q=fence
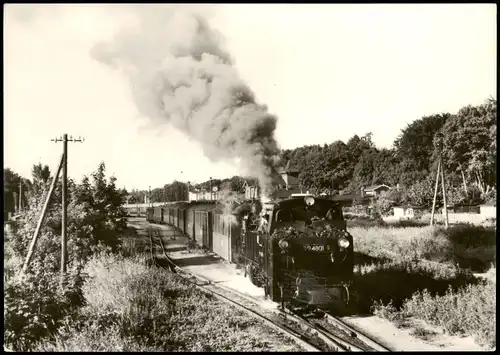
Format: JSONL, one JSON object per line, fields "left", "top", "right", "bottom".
{"left": 420, "top": 212, "right": 494, "bottom": 225}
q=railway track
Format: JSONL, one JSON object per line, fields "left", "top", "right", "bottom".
{"left": 319, "top": 312, "right": 393, "bottom": 352}
{"left": 148, "top": 227, "right": 391, "bottom": 352}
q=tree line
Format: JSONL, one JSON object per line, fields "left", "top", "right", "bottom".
{"left": 5, "top": 97, "right": 495, "bottom": 214}
{"left": 126, "top": 176, "right": 258, "bottom": 204}
{"left": 124, "top": 98, "right": 496, "bottom": 208}
{"left": 4, "top": 161, "right": 132, "bottom": 351}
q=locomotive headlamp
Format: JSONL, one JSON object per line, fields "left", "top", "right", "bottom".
{"left": 338, "top": 237, "right": 350, "bottom": 248}
{"left": 278, "top": 239, "right": 289, "bottom": 250}
{"left": 304, "top": 196, "right": 315, "bottom": 206}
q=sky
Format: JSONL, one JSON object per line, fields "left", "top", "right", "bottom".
{"left": 4, "top": 4, "right": 496, "bottom": 191}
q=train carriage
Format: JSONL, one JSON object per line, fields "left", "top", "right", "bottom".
{"left": 194, "top": 210, "right": 212, "bottom": 250}
{"left": 153, "top": 206, "right": 163, "bottom": 224}
{"left": 212, "top": 211, "right": 241, "bottom": 262}
{"left": 146, "top": 207, "right": 154, "bottom": 222}
{"left": 169, "top": 208, "right": 174, "bottom": 225}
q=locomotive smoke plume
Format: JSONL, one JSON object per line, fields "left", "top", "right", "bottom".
{"left": 91, "top": 6, "right": 280, "bottom": 200}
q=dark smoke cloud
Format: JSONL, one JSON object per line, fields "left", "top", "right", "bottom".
{"left": 91, "top": 6, "right": 280, "bottom": 198}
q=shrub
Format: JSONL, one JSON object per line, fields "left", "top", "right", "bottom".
{"left": 4, "top": 162, "right": 128, "bottom": 351}
{"left": 373, "top": 280, "right": 496, "bottom": 349}
{"left": 374, "top": 197, "right": 394, "bottom": 216}
{"left": 4, "top": 263, "right": 86, "bottom": 351}
{"left": 353, "top": 258, "right": 477, "bottom": 314}
{"left": 40, "top": 254, "right": 302, "bottom": 352}
{"left": 350, "top": 224, "right": 496, "bottom": 272}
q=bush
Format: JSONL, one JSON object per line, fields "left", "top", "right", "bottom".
{"left": 4, "top": 264, "right": 86, "bottom": 351}
{"left": 354, "top": 258, "right": 477, "bottom": 314}
{"left": 4, "top": 162, "right": 128, "bottom": 351}
{"left": 350, "top": 224, "right": 496, "bottom": 272}
{"left": 374, "top": 197, "right": 394, "bottom": 216}
{"left": 352, "top": 222, "right": 496, "bottom": 349}
{"left": 373, "top": 280, "right": 496, "bottom": 349}
{"left": 39, "top": 254, "right": 302, "bottom": 352}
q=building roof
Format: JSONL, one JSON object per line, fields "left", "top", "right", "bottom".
{"left": 281, "top": 173, "right": 300, "bottom": 187}
{"left": 331, "top": 194, "right": 371, "bottom": 202}
{"left": 270, "top": 169, "right": 287, "bottom": 186}
{"left": 393, "top": 204, "right": 427, "bottom": 210}
{"left": 364, "top": 184, "right": 391, "bottom": 191}
{"left": 242, "top": 170, "right": 286, "bottom": 189}
{"left": 278, "top": 160, "right": 300, "bottom": 174}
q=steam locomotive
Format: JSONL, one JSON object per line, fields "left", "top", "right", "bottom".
{"left": 144, "top": 195, "right": 353, "bottom": 311}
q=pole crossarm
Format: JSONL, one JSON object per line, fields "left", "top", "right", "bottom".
{"left": 51, "top": 135, "right": 85, "bottom": 143}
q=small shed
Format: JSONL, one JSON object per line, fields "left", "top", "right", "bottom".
{"left": 393, "top": 205, "right": 427, "bottom": 220}
{"left": 363, "top": 184, "right": 391, "bottom": 197}
{"left": 451, "top": 204, "right": 480, "bottom": 214}
{"left": 480, "top": 203, "right": 496, "bottom": 219}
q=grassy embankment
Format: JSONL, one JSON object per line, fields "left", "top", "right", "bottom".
{"left": 27, "top": 228, "right": 301, "bottom": 352}
{"left": 347, "top": 219, "right": 496, "bottom": 349}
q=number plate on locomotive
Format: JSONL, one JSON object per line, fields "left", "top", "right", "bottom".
{"left": 304, "top": 245, "right": 325, "bottom": 252}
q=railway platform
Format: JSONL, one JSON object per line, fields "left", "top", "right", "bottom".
{"left": 156, "top": 224, "right": 274, "bottom": 307}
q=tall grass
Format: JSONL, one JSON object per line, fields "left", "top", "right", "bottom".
{"left": 351, "top": 224, "right": 496, "bottom": 272}
{"left": 37, "top": 253, "right": 301, "bottom": 352}
{"left": 348, "top": 222, "right": 496, "bottom": 349}
{"left": 373, "top": 279, "right": 496, "bottom": 349}
{"left": 353, "top": 258, "right": 478, "bottom": 313}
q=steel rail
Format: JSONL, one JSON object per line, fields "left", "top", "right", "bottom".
{"left": 149, "top": 225, "right": 392, "bottom": 353}
{"left": 148, "top": 229, "right": 324, "bottom": 352}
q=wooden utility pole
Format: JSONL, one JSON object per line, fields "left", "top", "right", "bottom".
{"left": 209, "top": 177, "right": 212, "bottom": 201}
{"left": 19, "top": 181, "right": 23, "bottom": 211}
{"left": 430, "top": 133, "right": 449, "bottom": 228}
{"left": 22, "top": 155, "right": 64, "bottom": 274}
{"left": 440, "top": 154, "right": 449, "bottom": 228}
{"left": 51, "top": 134, "right": 84, "bottom": 275}
{"left": 430, "top": 160, "right": 441, "bottom": 226}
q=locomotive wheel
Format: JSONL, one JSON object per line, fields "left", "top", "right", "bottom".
{"left": 328, "top": 286, "right": 350, "bottom": 316}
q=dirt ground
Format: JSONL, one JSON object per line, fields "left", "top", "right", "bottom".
{"left": 127, "top": 217, "right": 487, "bottom": 352}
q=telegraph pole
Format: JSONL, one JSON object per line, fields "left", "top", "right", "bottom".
{"left": 430, "top": 132, "right": 449, "bottom": 228}
{"left": 209, "top": 177, "right": 212, "bottom": 201}
{"left": 51, "top": 134, "right": 84, "bottom": 275}
{"left": 19, "top": 181, "right": 22, "bottom": 211}
{"left": 440, "top": 153, "right": 449, "bottom": 228}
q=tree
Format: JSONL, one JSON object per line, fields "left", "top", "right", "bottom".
{"left": 324, "top": 140, "right": 352, "bottom": 192}
{"left": 5, "top": 161, "right": 128, "bottom": 351}
{"left": 32, "top": 163, "right": 51, "bottom": 184}
{"left": 73, "top": 162, "right": 128, "bottom": 251}
{"left": 439, "top": 98, "right": 496, "bottom": 194}
{"left": 3, "top": 168, "right": 32, "bottom": 217}
{"left": 371, "top": 148, "right": 400, "bottom": 187}
{"left": 401, "top": 177, "right": 436, "bottom": 207}
{"left": 349, "top": 149, "right": 377, "bottom": 192}
{"left": 393, "top": 113, "right": 450, "bottom": 187}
